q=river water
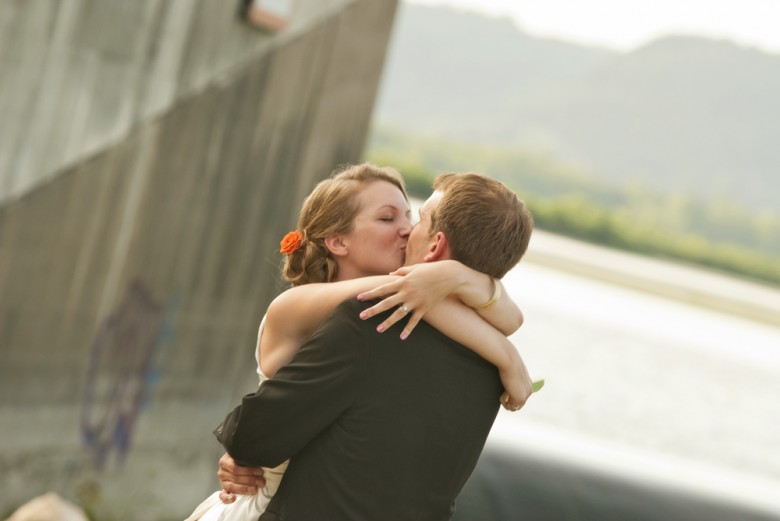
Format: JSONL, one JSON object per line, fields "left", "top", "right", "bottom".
{"left": 487, "top": 231, "right": 780, "bottom": 514}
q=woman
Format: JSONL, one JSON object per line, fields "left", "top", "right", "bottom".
{"left": 186, "top": 163, "right": 533, "bottom": 521}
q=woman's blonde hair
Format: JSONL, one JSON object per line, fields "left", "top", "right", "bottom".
{"left": 283, "top": 163, "right": 407, "bottom": 286}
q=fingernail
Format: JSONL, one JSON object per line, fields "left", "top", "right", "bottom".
{"left": 357, "top": 293, "right": 364, "bottom": 301}
{"left": 400, "top": 331, "right": 409, "bottom": 340}
{"left": 359, "top": 311, "right": 367, "bottom": 319}
{"left": 376, "top": 325, "right": 385, "bottom": 333}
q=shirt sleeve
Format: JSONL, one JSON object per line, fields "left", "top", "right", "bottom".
{"left": 223, "top": 299, "right": 367, "bottom": 468}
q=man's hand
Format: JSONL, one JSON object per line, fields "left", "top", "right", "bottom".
{"left": 217, "top": 453, "right": 265, "bottom": 503}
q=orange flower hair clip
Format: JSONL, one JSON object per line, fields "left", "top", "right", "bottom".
{"left": 280, "top": 229, "right": 303, "bottom": 255}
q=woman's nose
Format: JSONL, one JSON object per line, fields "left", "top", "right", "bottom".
{"left": 400, "top": 217, "right": 413, "bottom": 237}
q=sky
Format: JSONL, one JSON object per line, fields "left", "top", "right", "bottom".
{"left": 408, "top": 0, "right": 780, "bottom": 54}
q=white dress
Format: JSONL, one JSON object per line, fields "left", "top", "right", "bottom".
{"left": 184, "top": 318, "right": 289, "bottom": 521}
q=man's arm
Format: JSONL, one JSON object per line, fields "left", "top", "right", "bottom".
{"left": 221, "top": 301, "right": 367, "bottom": 468}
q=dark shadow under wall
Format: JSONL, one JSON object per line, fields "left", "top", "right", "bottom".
{"left": 454, "top": 447, "right": 779, "bottom": 521}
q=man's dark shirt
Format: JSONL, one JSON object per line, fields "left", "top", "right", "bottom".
{"left": 223, "top": 299, "right": 503, "bottom": 521}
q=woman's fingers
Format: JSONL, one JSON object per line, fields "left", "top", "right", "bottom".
{"left": 359, "top": 296, "right": 401, "bottom": 321}
{"left": 375, "top": 307, "right": 411, "bottom": 333}
{"left": 366, "top": 302, "right": 427, "bottom": 339}
{"left": 357, "top": 265, "right": 438, "bottom": 337}
{"left": 399, "top": 312, "right": 424, "bottom": 340}
{"left": 377, "top": 309, "right": 424, "bottom": 339}
{"left": 357, "top": 280, "right": 400, "bottom": 302}
{"left": 500, "top": 392, "right": 516, "bottom": 411}
{"left": 499, "top": 391, "right": 525, "bottom": 412}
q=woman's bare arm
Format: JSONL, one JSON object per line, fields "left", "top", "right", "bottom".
{"left": 259, "top": 276, "right": 398, "bottom": 376}
{"left": 259, "top": 260, "right": 521, "bottom": 376}
{"left": 260, "top": 277, "right": 536, "bottom": 409}
{"left": 356, "top": 260, "right": 523, "bottom": 338}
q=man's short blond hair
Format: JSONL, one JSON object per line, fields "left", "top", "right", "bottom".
{"left": 430, "top": 173, "right": 533, "bottom": 278}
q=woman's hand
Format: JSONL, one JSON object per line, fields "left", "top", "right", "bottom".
{"left": 497, "top": 356, "right": 534, "bottom": 412}
{"left": 217, "top": 453, "right": 265, "bottom": 503}
{"left": 357, "top": 261, "right": 464, "bottom": 339}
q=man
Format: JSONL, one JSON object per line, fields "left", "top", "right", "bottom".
{"left": 219, "top": 173, "right": 534, "bottom": 520}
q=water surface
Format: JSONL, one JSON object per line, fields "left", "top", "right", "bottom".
{"left": 488, "top": 233, "right": 780, "bottom": 514}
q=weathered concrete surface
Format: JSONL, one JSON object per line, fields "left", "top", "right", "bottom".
{"left": 0, "top": 0, "right": 398, "bottom": 519}
{"left": 0, "top": 0, "right": 384, "bottom": 203}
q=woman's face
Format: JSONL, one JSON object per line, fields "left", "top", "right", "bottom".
{"left": 334, "top": 180, "right": 412, "bottom": 281}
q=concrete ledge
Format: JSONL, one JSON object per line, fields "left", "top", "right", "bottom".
{"left": 525, "top": 230, "right": 780, "bottom": 327}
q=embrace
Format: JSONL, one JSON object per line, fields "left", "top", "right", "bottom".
{"left": 186, "top": 164, "right": 537, "bottom": 521}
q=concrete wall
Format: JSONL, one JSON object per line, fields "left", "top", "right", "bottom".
{"left": 0, "top": 0, "right": 398, "bottom": 519}
{"left": 0, "top": 0, "right": 375, "bottom": 202}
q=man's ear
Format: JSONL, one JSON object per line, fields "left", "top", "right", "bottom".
{"left": 423, "top": 232, "right": 449, "bottom": 262}
{"left": 324, "top": 235, "right": 348, "bottom": 258}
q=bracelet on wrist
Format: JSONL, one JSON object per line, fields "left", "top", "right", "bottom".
{"left": 479, "top": 277, "right": 502, "bottom": 310}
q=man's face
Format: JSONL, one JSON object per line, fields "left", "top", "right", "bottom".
{"left": 405, "top": 191, "right": 442, "bottom": 265}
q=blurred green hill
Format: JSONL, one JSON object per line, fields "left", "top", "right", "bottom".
{"left": 373, "top": 3, "right": 780, "bottom": 217}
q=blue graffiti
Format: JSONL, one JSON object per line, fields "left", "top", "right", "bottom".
{"left": 80, "top": 280, "right": 173, "bottom": 468}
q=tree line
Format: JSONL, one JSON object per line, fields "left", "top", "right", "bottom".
{"left": 367, "top": 129, "right": 780, "bottom": 288}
